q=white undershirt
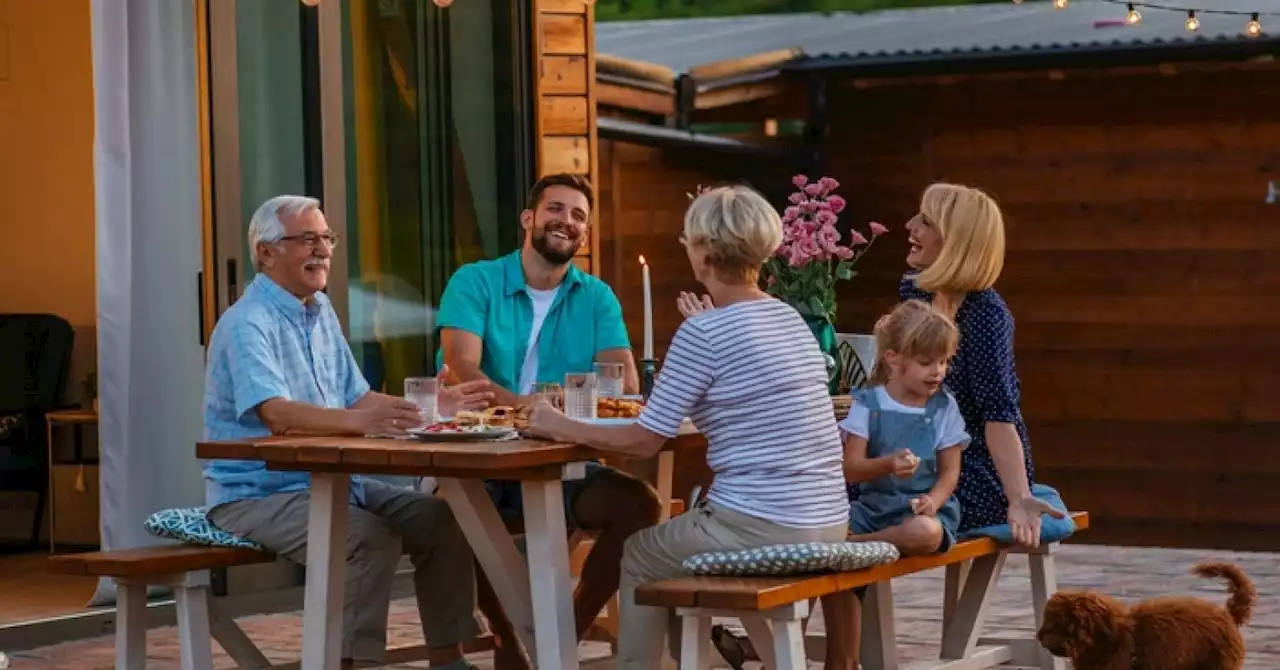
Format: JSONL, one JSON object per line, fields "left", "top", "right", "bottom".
{"left": 518, "top": 286, "right": 560, "bottom": 395}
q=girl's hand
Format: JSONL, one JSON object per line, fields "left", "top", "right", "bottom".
{"left": 910, "top": 496, "right": 938, "bottom": 517}
{"left": 677, "top": 291, "right": 714, "bottom": 318}
{"left": 1006, "top": 496, "right": 1067, "bottom": 548}
{"left": 889, "top": 449, "right": 920, "bottom": 478}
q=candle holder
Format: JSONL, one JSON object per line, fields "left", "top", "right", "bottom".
{"left": 640, "top": 358, "right": 660, "bottom": 399}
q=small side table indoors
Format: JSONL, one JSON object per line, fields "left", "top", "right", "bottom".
{"left": 45, "top": 408, "right": 99, "bottom": 553}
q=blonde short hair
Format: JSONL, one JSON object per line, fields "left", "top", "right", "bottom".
{"left": 683, "top": 185, "right": 782, "bottom": 283}
{"left": 867, "top": 300, "right": 959, "bottom": 387}
{"left": 914, "top": 183, "right": 1005, "bottom": 294}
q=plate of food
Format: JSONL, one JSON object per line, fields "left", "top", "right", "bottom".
{"left": 576, "top": 417, "right": 639, "bottom": 426}
{"left": 408, "top": 406, "right": 519, "bottom": 441}
{"left": 597, "top": 396, "right": 644, "bottom": 419}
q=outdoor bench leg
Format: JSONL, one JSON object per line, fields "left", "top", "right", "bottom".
{"left": 115, "top": 580, "right": 148, "bottom": 670}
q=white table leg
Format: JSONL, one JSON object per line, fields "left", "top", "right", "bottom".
{"left": 301, "top": 472, "right": 349, "bottom": 670}
{"left": 437, "top": 477, "right": 538, "bottom": 660}
{"left": 522, "top": 478, "right": 580, "bottom": 670}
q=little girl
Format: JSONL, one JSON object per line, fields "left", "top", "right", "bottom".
{"left": 841, "top": 299, "right": 970, "bottom": 556}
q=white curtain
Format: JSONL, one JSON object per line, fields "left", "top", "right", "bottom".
{"left": 90, "top": 0, "right": 208, "bottom": 605}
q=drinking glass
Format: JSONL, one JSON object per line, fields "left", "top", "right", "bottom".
{"left": 404, "top": 377, "right": 438, "bottom": 425}
{"left": 534, "top": 382, "right": 564, "bottom": 410}
{"left": 563, "top": 372, "right": 598, "bottom": 420}
{"left": 594, "top": 362, "right": 625, "bottom": 397}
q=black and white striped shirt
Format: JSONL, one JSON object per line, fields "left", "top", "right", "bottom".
{"left": 639, "top": 298, "right": 849, "bottom": 529}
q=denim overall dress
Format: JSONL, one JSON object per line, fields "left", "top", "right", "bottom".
{"left": 847, "top": 386, "right": 961, "bottom": 553}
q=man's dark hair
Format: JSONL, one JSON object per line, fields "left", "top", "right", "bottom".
{"left": 526, "top": 173, "right": 594, "bottom": 212}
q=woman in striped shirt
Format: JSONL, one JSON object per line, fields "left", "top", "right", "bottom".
{"left": 523, "top": 184, "right": 849, "bottom": 669}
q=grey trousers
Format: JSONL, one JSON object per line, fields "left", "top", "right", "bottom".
{"left": 617, "top": 498, "right": 848, "bottom": 670}
{"left": 208, "top": 478, "right": 483, "bottom": 663}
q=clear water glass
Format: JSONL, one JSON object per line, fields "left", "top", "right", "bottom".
{"left": 594, "top": 362, "right": 625, "bottom": 397}
{"left": 563, "top": 372, "right": 598, "bottom": 420}
{"left": 534, "top": 382, "right": 564, "bottom": 410}
{"left": 404, "top": 377, "right": 438, "bottom": 425}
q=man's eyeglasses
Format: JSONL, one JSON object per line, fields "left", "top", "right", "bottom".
{"left": 278, "top": 232, "right": 340, "bottom": 249}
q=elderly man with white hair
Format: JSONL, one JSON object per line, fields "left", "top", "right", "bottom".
{"left": 202, "top": 195, "right": 491, "bottom": 670}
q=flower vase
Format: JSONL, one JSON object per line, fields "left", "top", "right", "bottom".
{"left": 802, "top": 314, "right": 841, "bottom": 395}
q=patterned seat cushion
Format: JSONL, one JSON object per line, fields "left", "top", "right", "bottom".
{"left": 144, "top": 507, "right": 263, "bottom": 550}
{"left": 683, "top": 541, "right": 899, "bottom": 577}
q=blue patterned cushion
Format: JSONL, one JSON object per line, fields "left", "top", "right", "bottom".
{"left": 144, "top": 507, "right": 262, "bottom": 550}
{"left": 959, "top": 483, "right": 1076, "bottom": 545}
{"left": 683, "top": 541, "right": 899, "bottom": 577}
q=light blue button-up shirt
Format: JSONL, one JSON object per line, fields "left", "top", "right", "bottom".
{"left": 203, "top": 274, "right": 371, "bottom": 508}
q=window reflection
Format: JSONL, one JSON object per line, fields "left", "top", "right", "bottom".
{"left": 342, "top": 0, "right": 531, "bottom": 393}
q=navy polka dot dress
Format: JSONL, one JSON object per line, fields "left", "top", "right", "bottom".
{"left": 900, "top": 274, "right": 1035, "bottom": 532}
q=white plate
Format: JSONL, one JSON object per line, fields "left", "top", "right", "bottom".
{"left": 406, "top": 426, "right": 517, "bottom": 441}
{"left": 576, "top": 417, "right": 638, "bottom": 426}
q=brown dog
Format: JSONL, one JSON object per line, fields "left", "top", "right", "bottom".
{"left": 1036, "top": 562, "right": 1255, "bottom": 670}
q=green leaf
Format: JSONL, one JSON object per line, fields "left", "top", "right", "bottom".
{"left": 807, "top": 295, "right": 825, "bottom": 317}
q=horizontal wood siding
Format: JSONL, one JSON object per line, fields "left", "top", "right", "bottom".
{"left": 825, "top": 66, "right": 1280, "bottom": 549}
{"left": 534, "top": 1, "right": 598, "bottom": 272}
{"left": 597, "top": 139, "right": 792, "bottom": 361}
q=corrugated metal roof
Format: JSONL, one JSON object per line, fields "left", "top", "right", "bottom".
{"left": 596, "top": 0, "right": 1280, "bottom": 76}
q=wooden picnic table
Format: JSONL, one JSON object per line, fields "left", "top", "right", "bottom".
{"left": 197, "top": 432, "right": 685, "bottom": 670}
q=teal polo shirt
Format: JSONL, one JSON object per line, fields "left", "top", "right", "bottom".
{"left": 436, "top": 250, "right": 632, "bottom": 393}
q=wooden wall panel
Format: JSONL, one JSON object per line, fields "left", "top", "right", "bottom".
{"left": 541, "top": 15, "right": 587, "bottom": 55}
{"left": 533, "top": 0, "right": 598, "bottom": 272}
{"left": 540, "top": 56, "right": 588, "bottom": 95}
{"left": 541, "top": 96, "right": 589, "bottom": 135}
{"left": 819, "top": 65, "right": 1280, "bottom": 550}
{"left": 597, "top": 139, "right": 793, "bottom": 362}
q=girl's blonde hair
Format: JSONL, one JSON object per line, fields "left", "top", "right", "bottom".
{"left": 867, "top": 300, "right": 959, "bottom": 387}
{"left": 683, "top": 184, "right": 783, "bottom": 284}
{"left": 914, "top": 182, "right": 1006, "bottom": 294}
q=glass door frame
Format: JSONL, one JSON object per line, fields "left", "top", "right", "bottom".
{"left": 201, "top": 0, "right": 538, "bottom": 333}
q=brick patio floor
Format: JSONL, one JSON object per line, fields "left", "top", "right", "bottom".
{"left": 5, "top": 544, "right": 1278, "bottom": 669}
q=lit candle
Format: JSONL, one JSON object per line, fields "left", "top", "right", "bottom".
{"left": 640, "top": 255, "right": 653, "bottom": 359}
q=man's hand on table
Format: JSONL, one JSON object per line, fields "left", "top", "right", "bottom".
{"left": 436, "top": 365, "right": 495, "bottom": 416}
{"left": 349, "top": 398, "right": 424, "bottom": 436}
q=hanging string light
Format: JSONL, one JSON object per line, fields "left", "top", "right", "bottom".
{"left": 1016, "top": 1, "right": 1275, "bottom": 38}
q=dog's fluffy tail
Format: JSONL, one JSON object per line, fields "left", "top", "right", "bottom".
{"left": 1193, "top": 562, "right": 1255, "bottom": 626}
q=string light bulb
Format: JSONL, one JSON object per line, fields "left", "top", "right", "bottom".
{"left": 1125, "top": 3, "right": 1141, "bottom": 25}
{"left": 1053, "top": 0, "right": 1068, "bottom": 8}
{"left": 1247, "top": 13, "right": 1263, "bottom": 38}
{"left": 1184, "top": 10, "right": 1199, "bottom": 32}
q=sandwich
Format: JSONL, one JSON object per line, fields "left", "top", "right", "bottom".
{"left": 485, "top": 406, "right": 516, "bottom": 428}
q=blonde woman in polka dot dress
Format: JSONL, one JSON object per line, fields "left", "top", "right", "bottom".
{"left": 897, "top": 182, "right": 1065, "bottom": 546}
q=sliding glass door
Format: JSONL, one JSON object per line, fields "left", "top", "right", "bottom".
{"left": 204, "top": 0, "right": 534, "bottom": 392}
{"left": 341, "top": 0, "right": 534, "bottom": 393}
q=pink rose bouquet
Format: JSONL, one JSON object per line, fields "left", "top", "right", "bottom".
{"left": 763, "top": 174, "right": 886, "bottom": 323}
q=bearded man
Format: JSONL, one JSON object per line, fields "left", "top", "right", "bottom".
{"left": 436, "top": 173, "right": 661, "bottom": 669}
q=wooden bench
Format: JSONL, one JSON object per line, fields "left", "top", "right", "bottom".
{"left": 635, "top": 511, "right": 1090, "bottom": 670}
{"left": 48, "top": 545, "right": 499, "bottom": 670}
{"left": 49, "top": 545, "right": 279, "bottom": 670}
